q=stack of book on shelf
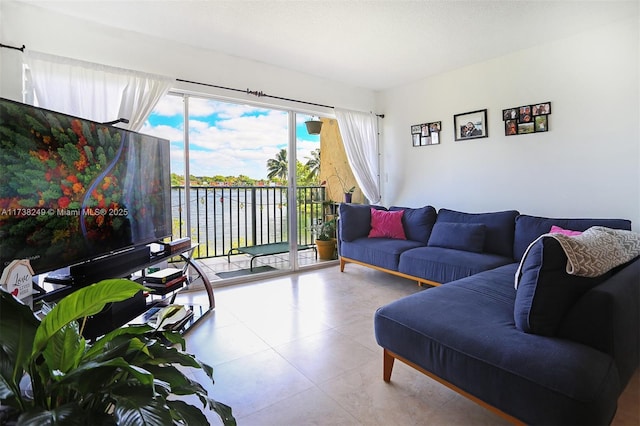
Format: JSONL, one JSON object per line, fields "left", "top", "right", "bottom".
{"left": 144, "top": 304, "right": 193, "bottom": 331}
{"left": 143, "top": 268, "right": 185, "bottom": 290}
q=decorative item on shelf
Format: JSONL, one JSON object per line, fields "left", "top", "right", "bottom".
{"left": 411, "top": 121, "right": 442, "bottom": 146}
{"left": 0, "top": 279, "right": 235, "bottom": 425}
{"left": 304, "top": 116, "right": 323, "bottom": 135}
{"left": 454, "top": 109, "right": 488, "bottom": 141}
{"left": 503, "top": 101, "right": 551, "bottom": 136}
{"left": 343, "top": 186, "right": 356, "bottom": 203}
{"left": 310, "top": 218, "right": 337, "bottom": 260}
{"left": 1, "top": 259, "right": 34, "bottom": 303}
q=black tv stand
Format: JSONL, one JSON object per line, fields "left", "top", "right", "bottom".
{"left": 35, "top": 243, "right": 215, "bottom": 336}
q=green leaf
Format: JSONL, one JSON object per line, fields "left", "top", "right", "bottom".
{"left": 32, "top": 279, "right": 145, "bottom": 355}
{"left": 60, "top": 358, "right": 155, "bottom": 390}
{"left": 114, "top": 394, "right": 173, "bottom": 426}
{"left": 209, "top": 400, "right": 237, "bottom": 426}
{"left": 42, "top": 322, "right": 85, "bottom": 375}
{"left": 17, "top": 403, "right": 82, "bottom": 426}
{"left": 166, "top": 399, "right": 210, "bottom": 425}
{"left": 145, "top": 364, "right": 208, "bottom": 397}
{"left": 0, "top": 291, "right": 40, "bottom": 403}
{"left": 83, "top": 325, "right": 153, "bottom": 361}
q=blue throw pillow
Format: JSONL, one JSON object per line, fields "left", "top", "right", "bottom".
{"left": 389, "top": 205, "right": 437, "bottom": 244}
{"left": 514, "top": 237, "right": 611, "bottom": 336}
{"left": 437, "top": 209, "right": 518, "bottom": 258}
{"left": 339, "top": 203, "right": 386, "bottom": 242}
{"left": 427, "top": 222, "right": 486, "bottom": 253}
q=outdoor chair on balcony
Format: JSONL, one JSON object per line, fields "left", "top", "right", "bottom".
{"left": 227, "top": 242, "right": 317, "bottom": 271}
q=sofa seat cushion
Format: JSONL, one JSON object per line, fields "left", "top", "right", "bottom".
{"left": 374, "top": 264, "right": 621, "bottom": 425}
{"left": 435, "top": 209, "right": 519, "bottom": 258}
{"left": 398, "top": 246, "right": 514, "bottom": 284}
{"left": 513, "top": 214, "right": 631, "bottom": 261}
{"left": 339, "top": 238, "right": 424, "bottom": 271}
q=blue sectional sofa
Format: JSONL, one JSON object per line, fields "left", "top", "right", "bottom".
{"left": 338, "top": 204, "right": 639, "bottom": 425}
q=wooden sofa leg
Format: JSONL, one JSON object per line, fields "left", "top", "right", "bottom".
{"left": 383, "top": 349, "right": 395, "bottom": 382}
{"left": 340, "top": 257, "right": 346, "bottom": 272}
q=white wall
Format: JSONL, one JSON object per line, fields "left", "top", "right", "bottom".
{"left": 377, "top": 15, "right": 640, "bottom": 229}
{"left": 0, "top": 1, "right": 375, "bottom": 115}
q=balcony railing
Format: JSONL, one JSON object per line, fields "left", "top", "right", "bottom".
{"left": 172, "top": 185, "right": 328, "bottom": 259}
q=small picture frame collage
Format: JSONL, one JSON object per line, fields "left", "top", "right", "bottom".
{"left": 503, "top": 102, "right": 551, "bottom": 136}
{"left": 411, "top": 121, "right": 441, "bottom": 147}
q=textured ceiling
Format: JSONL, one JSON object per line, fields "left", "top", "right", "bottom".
{"left": 14, "top": 0, "right": 637, "bottom": 90}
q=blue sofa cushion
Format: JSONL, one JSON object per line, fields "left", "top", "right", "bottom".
{"left": 513, "top": 214, "right": 632, "bottom": 261}
{"left": 436, "top": 209, "right": 519, "bottom": 258}
{"left": 339, "top": 238, "right": 424, "bottom": 271}
{"left": 375, "top": 264, "right": 620, "bottom": 425}
{"left": 389, "top": 205, "right": 437, "bottom": 244}
{"left": 514, "top": 237, "right": 612, "bottom": 336}
{"left": 427, "top": 222, "right": 486, "bottom": 252}
{"left": 398, "top": 246, "right": 514, "bottom": 284}
{"left": 339, "top": 203, "right": 386, "bottom": 242}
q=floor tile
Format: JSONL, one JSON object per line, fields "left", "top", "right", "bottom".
{"left": 238, "top": 387, "right": 361, "bottom": 426}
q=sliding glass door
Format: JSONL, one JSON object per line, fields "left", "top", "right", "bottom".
{"left": 142, "top": 93, "right": 326, "bottom": 281}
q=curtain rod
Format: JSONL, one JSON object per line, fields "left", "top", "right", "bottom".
{"left": 0, "top": 44, "right": 384, "bottom": 118}
{"left": 177, "top": 78, "right": 384, "bottom": 118}
{"left": 177, "top": 78, "right": 335, "bottom": 109}
{"left": 0, "top": 43, "right": 26, "bottom": 52}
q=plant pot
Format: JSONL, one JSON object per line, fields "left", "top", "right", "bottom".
{"left": 344, "top": 192, "right": 353, "bottom": 203}
{"left": 305, "top": 119, "right": 323, "bottom": 135}
{"left": 315, "top": 238, "right": 337, "bottom": 260}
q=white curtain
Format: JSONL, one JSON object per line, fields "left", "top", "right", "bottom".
{"left": 23, "top": 50, "right": 174, "bottom": 131}
{"left": 335, "top": 108, "right": 381, "bottom": 204}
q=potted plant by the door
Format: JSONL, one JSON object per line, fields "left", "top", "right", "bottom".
{"left": 343, "top": 186, "right": 356, "bottom": 203}
{"left": 311, "top": 218, "right": 337, "bottom": 260}
{"left": 0, "top": 279, "right": 236, "bottom": 426}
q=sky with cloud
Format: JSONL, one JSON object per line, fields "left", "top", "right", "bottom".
{"left": 141, "top": 95, "right": 320, "bottom": 180}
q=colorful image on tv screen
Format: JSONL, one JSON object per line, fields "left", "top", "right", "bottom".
{"left": 0, "top": 98, "right": 171, "bottom": 275}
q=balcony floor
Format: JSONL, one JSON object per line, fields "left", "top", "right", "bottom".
{"left": 179, "top": 249, "right": 335, "bottom": 287}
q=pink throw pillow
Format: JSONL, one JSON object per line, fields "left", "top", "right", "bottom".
{"left": 549, "top": 225, "right": 582, "bottom": 236}
{"left": 368, "top": 208, "right": 407, "bottom": 239}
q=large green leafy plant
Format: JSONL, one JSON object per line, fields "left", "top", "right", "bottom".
{"left": 0, "top": 279, "right": 235, "bottom": 425}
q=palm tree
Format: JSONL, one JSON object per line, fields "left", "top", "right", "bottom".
{"left": 305, "top": 148, "right": 320, "bottom": 181}
{"left": 267, "top": 148, "right": 288, "bottom": 181}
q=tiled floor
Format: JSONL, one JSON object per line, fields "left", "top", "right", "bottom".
{"left": 173, "top": 263, "right": 640, "bottom": 425}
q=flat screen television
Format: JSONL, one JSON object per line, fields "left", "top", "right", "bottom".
{"left": 0, "top": 97, "right": 172, "bottom": 277}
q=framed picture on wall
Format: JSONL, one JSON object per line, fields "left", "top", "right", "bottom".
{"left": 532, "top": 102, "right": 551, "bottom": 116}
{"left": 454, "top": 109, "right": 488, "bottom": 141}
{"left": 502, "top": 101, "right": 551, "bottom": 136}
{"left": 411, "top": 121, "right": 441, "bottom": 146}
